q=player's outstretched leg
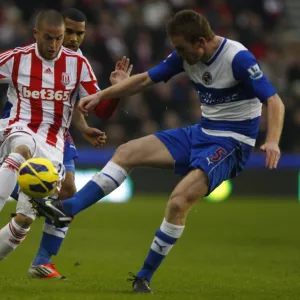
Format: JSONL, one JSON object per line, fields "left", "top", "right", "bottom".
{"left": 0, "top": 152, "right": 25, "bottom": 211}
{"left": 29, "top": 166, "right": 75, "bottom": 279}
{"left": 31, "top": 160, "right": 127, "bottom": 222}
{"left": 0, "top": 192, "right": 34, "bottom": 260}
{"left": 28, "top": 218, "right": 69, "bottom": 279}
{"left": 0, "top": 141, "right": 35, "bottom": 260}
{"left": 129, "top": 169, "right": 208, "bottom": 293}
{"left": 33, "top": 135, "right": 174, "bottom": 225}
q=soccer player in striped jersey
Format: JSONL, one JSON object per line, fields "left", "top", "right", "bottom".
{"left": 27, "top": 8, "right": 132, "bottom": 279}
{"left": 0, "top": 9, "right": 130, "bottom": 269}
{"left": 36, "top": 10, "right": 285, "bottom": 292}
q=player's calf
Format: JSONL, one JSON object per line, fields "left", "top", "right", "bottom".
{"left": 14, "top": 213, "right": 33, "bottom": 228}
{"left": 130, "top": 169, "right": 208, "bottom": 291}
{"left": 59, "top": 170, "right": 76, "bottom": 200}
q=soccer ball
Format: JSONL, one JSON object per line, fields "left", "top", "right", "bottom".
{"left": 17, "top": 157, "right": 59, "bottom": 198}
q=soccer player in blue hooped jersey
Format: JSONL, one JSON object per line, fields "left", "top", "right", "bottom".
{"left": 35, "top": 10, "right": 285, "bottom": 292}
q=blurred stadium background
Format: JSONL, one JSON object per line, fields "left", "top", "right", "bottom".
{"left": 0, "top": 0, "right": 299, "bottom": 200}
{"left": 1, "top": 1, "right": 300, "bottom": 299}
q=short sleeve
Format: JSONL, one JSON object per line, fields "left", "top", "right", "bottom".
{"left": 148, "top": 51, "right": 184, "bottom": 83}
{"left": 232, "top": 50, "right": 276, "bottom": 103}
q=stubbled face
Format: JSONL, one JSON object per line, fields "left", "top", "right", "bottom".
{"left": 34, "top": 23, "right": 65, "bottom": 60}
{"left": 63, "top": 18, "right": 86, "bottom": 52}
{"left": 169, "top": 34, "right": 204, "bottom": 65}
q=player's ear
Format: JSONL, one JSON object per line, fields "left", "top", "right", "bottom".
{"left": 198, "top": 37, "right": 206, "bottom": 48}
{"left": 33, "top": 27, "right": 38, "bottom": 39}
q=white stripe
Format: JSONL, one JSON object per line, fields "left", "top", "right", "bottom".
{"left": 0, "top": 45, "right": 35, "bottom": 64}
{"left": 208, "top": 147, "right": 239, "bottom": 176}
{"left": 201, "top": 128, "right": 256, "bottom": 146}
{"left": 201, "top": 99, "right": 262, "bottom": 121}
{"left": 19, "top": 53, "right": 32, "bottom": 86}
{"left": 0, "top": 51, "right": 13, "bottom": 64}
{"left": 150, "top": 237, "right": 174, "bottom": 256}
{"left": 43, "top": 222, "right": 68, "bottom": 239}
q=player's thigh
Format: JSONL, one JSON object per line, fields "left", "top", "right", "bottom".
{"left": 113, "top": 134, "right": 175, "bottom": 169}
{"left": 59, "top": 170, "right": 76, "bottom": 200}
{"left": 0, "top": 133, "right": 36, "bottom": 159}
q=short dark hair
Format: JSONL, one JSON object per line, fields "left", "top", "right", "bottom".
{"left": 35, "top": 9, "right": 65, "bottom": 30}
{"left": 62, "top": 8, "right": 86, "bottom": 23}
{"left": 166, "top": 10, "right": 215, "bottom": 43}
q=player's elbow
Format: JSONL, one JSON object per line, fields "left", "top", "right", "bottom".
{"left": 140, "top": 72, "right": 154, "bottom": 88}
{"left": 266, "top": 94, "right": 285, "bottom": 111}
{"left": 93, "top": 98, "right": 120, "bottom": 120}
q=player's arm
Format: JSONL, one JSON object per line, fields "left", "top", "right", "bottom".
{"left": 79, "top": 51, "right": 184, "bottom": 115}
{"left": 72, "top": 101, "right": 107, "bottom": 147}
{"left": 261, "top": 94, "right": 284, "bottom": 168}
{"left": 0, "top": 50, "right": 14, "bottom": 84}
{"left": 232, "top": 50, "right": 285, "bottom": 169}
{"left": 72, "top": 103, "right": 89, "bottom": 132}
{"left": 78, "top": 58, "right": 119, "bottom": 120}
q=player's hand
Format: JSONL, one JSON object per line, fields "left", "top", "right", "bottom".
{"left": 260, "top": 141, "right": 281, "bottom": 169}
{"left": 110, "top": 56, "right": 133, "bottom": 85}
{"left": 78, "top": 93, "right": 101, "bottom": 116}
{"left": 82, "top": 127, "right": 107, "bottom": 148}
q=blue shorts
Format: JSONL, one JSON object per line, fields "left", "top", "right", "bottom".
{"left": 63, "top": 131, "right": 78, "bottom": 173}
{"left": 154, "top": 124, "right": 253, "bottom": 194}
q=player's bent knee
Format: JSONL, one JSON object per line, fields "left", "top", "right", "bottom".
{"left": 167, "top": 195, "right": 188, "bottom": 214}
{"left": 59, "top": 171, "right": 76, "bottom": 200}
{"left": 14, "top": 213, "right": 33, "bottom": 228}
{"left": 59, "top": 183, "right": 76, "bottom": 200}
{"left": 13, "top": 144, "right": 32, "bottom": 160}
{"left": 113, "top": 142, "right": 136, "bottom": 167}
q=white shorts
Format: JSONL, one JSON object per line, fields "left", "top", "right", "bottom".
{"left": 0, "top": 121, "right": 63, "bottom": 164}
{"left": 0, "top": 121, "right": 64, "bottom": 220}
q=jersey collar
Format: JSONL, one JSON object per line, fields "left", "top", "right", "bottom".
{"left": 35, "top": 43, "right": 63, "bottom": 62}
{"left": 204, "top": 37, "right": 227, "bottom": 66}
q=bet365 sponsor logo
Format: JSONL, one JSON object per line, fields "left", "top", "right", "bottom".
{"left": 21, "top": 86, "right": 71, "bottom": 101}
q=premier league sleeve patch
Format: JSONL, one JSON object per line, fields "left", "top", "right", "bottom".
{"left": 247, "top": 64, "right": 263, "bottom": 80}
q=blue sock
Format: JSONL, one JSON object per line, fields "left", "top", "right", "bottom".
{"left": 137, "top": 220, "right": 185, "bottom": 282}
{"left": 32, "top": 219, "right": 68, "bottom": 265}
{"left": 62, "top": 181, "right": 105, "bottom": 215}
{"left": 62, "top": 163, "right": 128, "bottom": 215}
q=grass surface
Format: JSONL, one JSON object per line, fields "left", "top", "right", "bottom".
{"left": 0, "top": 196, "right": 300, "bottom": 299}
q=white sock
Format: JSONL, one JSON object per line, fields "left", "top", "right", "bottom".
{"left": 91, "top": 161, "right": 128, "bottom": 195}
{"left": 0, "top": 153, "right": 25, "bottom": 211}
{"left": 0, "top": 218, "right": 30, "bottom": 260}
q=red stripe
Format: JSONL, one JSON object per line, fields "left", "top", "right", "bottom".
{"left": 27, "top": 51, "right": 43, "bottom": 133}
{"left": 66, "top": 57, "right": 82, "bottom": 126}
{"left": 0, "top": 51, "right": 13, "bottom": 65}
{"left": 46, "top": 53, "right": 66, "bottom": 146}
{"left": 9, "top": 222, "right": 26, "bottom": 240}
{"left": 4, "top": 158, "right": 20, "bottom": 170}
{"left": 0, "top": 45, "right": 34, "bottom": 64}
{"left": 9, "top": 52, "right": 22, "bottom": 125}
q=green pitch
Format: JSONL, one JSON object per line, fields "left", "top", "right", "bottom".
{"left": 1, "top": 196, "right": 300, "bottom": 300}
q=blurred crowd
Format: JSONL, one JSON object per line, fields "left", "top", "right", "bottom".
{"left": 0, "top": 0, "right": 299, "bottom": 152}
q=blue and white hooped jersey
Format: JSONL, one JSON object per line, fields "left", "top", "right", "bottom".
{"left": 148, "top": 37, "right": 276, "bottom": 146}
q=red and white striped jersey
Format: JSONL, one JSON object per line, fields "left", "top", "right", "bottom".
{"left": 0, "top": 43, "right": 99, "bottom": 152}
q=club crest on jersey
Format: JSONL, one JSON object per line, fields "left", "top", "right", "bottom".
{"left": 202, "top": 72, "right": 212, "bottom": 85}
{"left": 61, "top": 72, "right": 70, "bottom": 86}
